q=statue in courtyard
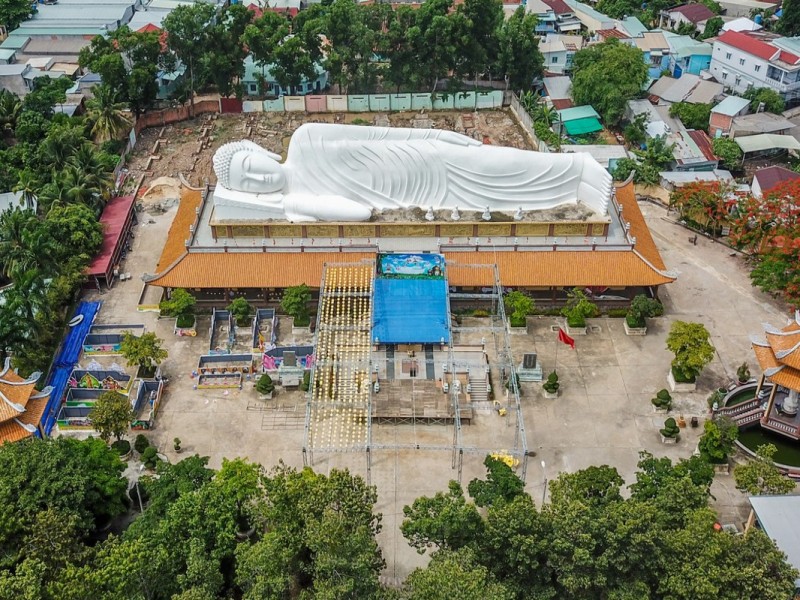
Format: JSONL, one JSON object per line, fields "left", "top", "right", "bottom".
{"left": 211, "top": 123, "right": 612, "bottom": 222}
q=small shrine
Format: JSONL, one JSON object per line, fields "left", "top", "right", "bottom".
{"left": 751, "top": 312, "right": 800, "bottom": 440}
{"left": 0, "top": 358, "right": 52, "bottom": 444}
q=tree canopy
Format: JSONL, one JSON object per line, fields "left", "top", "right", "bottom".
{"left": 572, "top": 39, "right": 648, "bottom": 127}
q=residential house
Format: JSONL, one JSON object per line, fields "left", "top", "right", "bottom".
{"left": 543, "top": 75, "right": 573, "bottom": 109}
{"left": 659, "top": 3, "right": 716, "bottom": 34}
{"left": 710, "top": 30, "right": 800, "bottom": 103}
{"left": 729, "top": 111, "right": 795, "bottom": 137}
{"left": 594, "top": 28, "right": 632, "bottom": 44}
{"left": 721, "top": 17, "right": 763, "bottom": 32}
{"left": 556, "top": 105, "right": 603, "bottom": 136}
{"left": 616, "top": 16, "right": 648, "bottom": 38}
{"left": 627, "top": 98, "right": 682, "bottom": 137}
{"left": 648, "top": 73, "right": 723, "bottom": 104}
{"left": 751, "top": 165, "right": 800, "bottom": 197}
{"left": 560, "top": 144, "right": 629, "bottom": 171}
{"left": 718, "top": 0, "right": 777, "bottom": 18}
{"left": 242, "top": 55, "right": 328, "bottom": 97}
{"left": 659, "top": 169, "right": 734, "bottom": 189}
{"left": 663, "top": 31, "right": 713, "bottom": 76}
{"left": 540, "top": 34, "right": 584, "bottom": 75}
{"left": 709, "top": 95, "right": 750, "bottom": 136}
{"left": 0, "top": 64, "right": 31, "bottom": 95}
{"left": 634, "top": 31, "right": 672, "bottom": 79}
{"left": 564, "top": 0, "right": 614, "bottom": 34}
{"left": 526, "top": 0, "right": 582, "bottom": 34}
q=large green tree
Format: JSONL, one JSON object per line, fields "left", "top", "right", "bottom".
{"left": 0, "top": 0, "right": 32, "bottom": 31}
{"left": 778, "top": 0, "right": 800, "bottom": 36}
{"left": 163, "top": 3, "right": 216, "bottom": 112}
{"left": 406, "top": 548, "right": 514, "bottom": 600}
{"left": 572, "top": 39, "right": 648, "bottom": 127}
{"left": 497, "top": 7, "right": 543, "bottom": 91}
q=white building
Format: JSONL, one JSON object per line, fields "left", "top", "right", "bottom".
{"left": 710, "top": 30, "right": 800, "bottom": 103}
{"left": 539, "top": 34, "right": 584, "bottom": 74}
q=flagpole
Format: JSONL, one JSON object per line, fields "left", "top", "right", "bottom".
{"left": 554, "top": 325, "right": 560, "bottom": 373}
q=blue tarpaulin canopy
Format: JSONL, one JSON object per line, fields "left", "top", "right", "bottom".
{"left": 372, "top": 279, "right": 450, "bottom": 344}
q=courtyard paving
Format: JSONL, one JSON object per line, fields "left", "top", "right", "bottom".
{"left": 81, "top": 197, "right": 791, "bottom": 582}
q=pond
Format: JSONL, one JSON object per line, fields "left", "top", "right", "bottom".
{"left": 737, "top": 427, "right": 800, "bottom": 467}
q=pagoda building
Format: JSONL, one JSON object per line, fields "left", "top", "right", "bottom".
{"left": 0, "top": 358, "right": 51, "bottom": 444}
{"left": 751, "top": 312, "right": 800, "bottom": 440}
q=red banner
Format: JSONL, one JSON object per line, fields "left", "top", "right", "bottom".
{"left": 558, "top": 327, "right": 575, "bottom": 349}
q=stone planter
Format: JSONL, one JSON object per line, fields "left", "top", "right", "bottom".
{"left": 543, "top": 389, "right": 559, "bottom": 399}
{"left": 291, "top": 317, "right": 312, "bottom": 335}
{"left": 623, "top": 321, "right": 647, "bottom": 336}
{"left": 117, "top": 448, "right": 132, "bottom": 461}
{"left": 660, "top": 434, "right": 678, "bottom": 444}
{"left": 667, "top": 369, "right": 696, "bottom": 393}
{"left": 712, "top": 461, "right": 730, "bottom": 475}
{"left": 565, "top": 323, "right": 587, "bottom": 336}
{"left": 653, "top": 405, "right": 669, "bottom": 414}
{"left": 258, "top": 391, "right": 274, "bottom": 401}
{"left": 508, "top": 325, "right": 528, "bottom": 336}
{"left": 174, "top": 316, "right": 197, "bottom": 337}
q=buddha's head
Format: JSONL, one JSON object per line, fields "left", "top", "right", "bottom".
{"left": 213, "top": 141, "right": 286, "bottom": 193}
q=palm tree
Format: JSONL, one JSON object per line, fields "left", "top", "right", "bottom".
{"left": 68, "top": 145, "right": 115, "bottom": 202}
{"left": 62, "top": 167, "right": 103, "bottom": 212}
{"left": 4, "top": 268, "right": 49, "bottom": 325}
{"left": 0, "top": 90, "right": 21, "bottom": 136}
{"left": 12, "top": 170, "right": 39, "bottom": 212}
{"left": 0, "top": 208, "right": 40, "bottom": 280}
{"left": 87, "top": 84, "right": 132, "bottom": 143}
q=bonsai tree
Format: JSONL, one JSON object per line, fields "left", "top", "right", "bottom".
{"left": 120, "top": 332, "right": 168, "bottom": 377}
{"left": 300, "top": 370, "right": 311, "bottom": 392}
{"left": 626, "top": 295, "right": 662, "bottom": 328}
{"left": 736, "top": 362, "right": 751, "bottom": 384}
{"left": 134, "top": 434, "right": 150, "bottom": 455}
{"left": 651, "top": 388, "right": 672, "bottom": 411}
{"left": 561, "top": 288, "right": 598, "bottom": 328}
{"left": 733, "top": 443, "right": 796, "bottom": 495}
{"left": 89, "top": 390, "right": 135, "bottom": 448}
{"left": 228, "top": 297, "right": 253, "bottom": 327}
{"left": 660, "top": 417, "right": 680, "bottom": 439}
{"left": 159, "top": 288, "right": 196, "bottom": 328}
{"left": 665, "top": 321, "right": 715, "bottom": 383}
{"left": 141, "top": 446, "right": 159, "bottom": 469}
{"left": 698, "top": 416, "right": 739, "bottom": 464}
{"left": 281, "top": 284, "right": 312, "bottom": 327}
{"left": 256, "top": 373, "right": 275, "bottom": 396}
{"left": 173, "top": 437, "right": 182, "bottom": 452}
{"left": 543, "top": 371, "right": 560, "bottom": 394}
{"left": 504, "top": 291, "right": 535, "bottom": 328}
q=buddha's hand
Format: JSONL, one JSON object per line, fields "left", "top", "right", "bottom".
{"left": 430, "top": 130, "right": 482, "bottom": 147}
{"left": 284, "top": 194, "right": 372, "bottom": 223}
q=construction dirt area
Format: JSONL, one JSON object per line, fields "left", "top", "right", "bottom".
{"left": 123, "top": 109, "right": 532, "bottom": 195}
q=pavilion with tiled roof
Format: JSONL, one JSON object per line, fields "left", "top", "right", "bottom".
{"left": 0, "top": 358, "right": 51, "bottom": 444}
{"left": 752, "top": 313, "right": 800, "bottom": 440}
{"left": 144, "top": 180, "right": 675, "bottom": 305}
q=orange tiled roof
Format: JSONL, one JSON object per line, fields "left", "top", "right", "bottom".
{"left": 0, "top": 420, "right": 35, "bottom": 444}
{"left": 0, "top": 370, "right": 39, "bottom": 422}
{"left": 155, "top": 189, "right": 203, "bottom": 274}
{"left": 148, "top": 182, "right": 674, "bottom": 289}
{"left": 753, "top": 341, "right": 800, "bottom": 390}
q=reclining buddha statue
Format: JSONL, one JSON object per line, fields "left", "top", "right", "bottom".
{"left": 211, "top": 123, "right": 613, "bottom": 222}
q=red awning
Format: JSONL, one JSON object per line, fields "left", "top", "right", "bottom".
{"left": 87, "top": 195, "right": 136, "bottom": 278}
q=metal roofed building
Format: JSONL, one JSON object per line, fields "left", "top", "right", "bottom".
{"left": 543, "top": 75, "right": 573, "bottom": 109}
{"left": 663, "top": 31, "right": 713, "bottom": 76}
{"left": 709, "top": 95, "right": 750, "bottom": 136}
{"left": 556, "top": 105, "right": 603, "bottom": 135}
{"left": 751, "top": 165, "right": 800, "bottom": 197}
{"left": 730, "top": 112, "right": 796, "bottom": 137}
{"left": 560, "top": 144, "right": 629, "bottom": 171}
{"left": 648, "top": 73, "right": 723, "bottom": 104}
{"left": 747, "top": 495, "right": 800, "bottom": 589}
{"left": 736, "top": 133, "right": 800, "bottom": 156}
{"left": 659, "top": 169, "right": 734, "bottom": 189}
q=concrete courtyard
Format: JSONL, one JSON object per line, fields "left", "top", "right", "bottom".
{"left": 82, "top": 196, "right": 791, "bottom": 582}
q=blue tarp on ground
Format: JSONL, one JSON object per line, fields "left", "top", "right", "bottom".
{"left": 42, "top": 301, "right": 101, "bottom": 435}
{"left": 372, "top": 279, "right": 450, "bottom": 344}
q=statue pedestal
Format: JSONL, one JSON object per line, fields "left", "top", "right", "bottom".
{"left": 279, "top": 366, "right": 304, "bottom": 387}
{"left": 518, "top": 363, "right": 543, "bottom": 382}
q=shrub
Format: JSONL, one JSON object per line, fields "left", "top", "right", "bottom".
{"left": 300, "top": 370, "right": 311, "bottom": 392}
{"left": 543, "top": 371, "right": 559, "bottom": 394}
{"left": 228, "top": 297, "right": 253, "bottom": 327}
{"left": 707, "top": 388, "right": 726, "bottom": 410}
{"left": 737, "top": 362, "right": 751, "bottom": 383}
{"left": 698, "top": 417, "right": 738, "bottom": 463}
{"left": 173, "top": 437, "right": 181, "bottom": 451}
{"left": 651, "top": 388, "right": 672, "bottom": 410}
{"left": 256, "top": 373, "right": 275, "bottom": 395}
{"left": 660, "top": 417, "right": 680, "bottom": 439}
{"left": 134, "top": 434, "right": 150, "bottom": 454}
{"left": 111, "top": 439, "right": 131, "bottom": 456}
{"left": 142, "top": 446, "right": 159, "bottom": 469}
{"left": 504, "top": 291, "right": 534, "bottom": 328}
{"left": 606, "top": 308, "right": 628, "bottom": 318}
{"left": 626, "top": 295, "right": 662, "bottom": 328}
{"left": 159, "top": 288, "right": 196, "bottom": 319}
{"left": 666, "top": 321, "right": 715, "bottom": 383}
{"left": 472, "top": 309, "right": 490, "bottom": 317}
{"left": 561, "top": 288, "right": 598, "bottom": 328}
{"left": 281, "top": 285, "right": 312, "bottom": 326}
{"left": 176, "top": 313, "right": 195, "bottom": 328}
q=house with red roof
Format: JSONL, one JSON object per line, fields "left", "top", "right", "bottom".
{"left": 659, "top": 3, "right": 716, "bottom": 33}
{"left": 527, "top": 0, "right": 582, "bottom": 35}
{"left": 752, "top": 165, "right": 800, "bottom": 198}
{"left": 710, "top": 30, "right": 800, "bottom": 103}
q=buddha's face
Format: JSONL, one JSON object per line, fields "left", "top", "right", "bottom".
{"left": 229, "top": 150, "right": 286, "bottom": 193}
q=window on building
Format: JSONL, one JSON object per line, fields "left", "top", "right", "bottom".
{"left": 755, "top": 65, "right": 761, "bottom": 72}
{"left": 249, "top": 83, "right": 258, "bottom": 93}
{"left": 739, "top": 58, "right": 745, "bottom": 66}
{"left": 722, "top": 72, "right": 727, "bottom": 79}
{"left": 552, "top": 56, "right": 558, "bottom": 63}
{"left": 735, "top": 76, "right": 741, "bottom": 85}
{"left": 726, "top": 52, "right": 732, "bottom": 59}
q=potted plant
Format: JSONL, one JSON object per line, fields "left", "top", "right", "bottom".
{"left": 560, "top": 288, "right": 598, "bottom": 335}
{"left": 160, "top": 288, "right": 197, "bottom": 334}
{"left": 256, "top": 373, "right": 275, "bottom": 400}
{"left": 281, "top": 284, "right": 313, "bottom": 332}
{"left": 228, "top": 297, "right": 253, "bottom": 328}
{"left": 624, "top": 295, "right": 661, "bottom": 336}
{"left": 173, "top": 437, "right": 182, "bottom": 453}
{"left": 142, "top": 446, "right": 159, "bottom": 470}
{"left": 665, "top": 321, "right": 715, "bottom": 392}
{"left": 504, "top": 291, "right": 534, "bottom": 333}
{"left": 651, "top": 388, "right": 672, "bottom": 412}
{"left": 542, "top": 371, "right": 559, "bottom": 399}
{"left": 134, "top": 433, "right": 150, "bottom": 455}
{"left": 707, "top": 388, "right": 726, "bottom": 413}
{"left": 660, "top": 417, "right": 680, "bottom": 444}
{"left": 736, "top": 362, "right": 751, "bottom": 385}
{"left": 698, "top": 416, "right": 738, "bottom": 472}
